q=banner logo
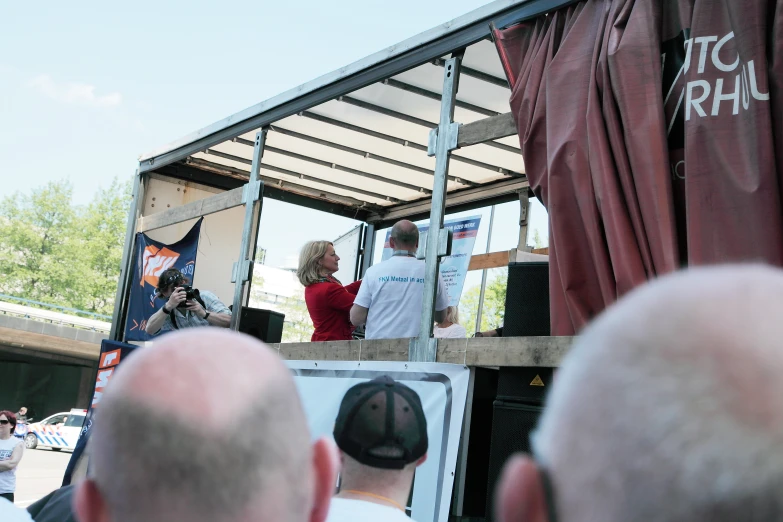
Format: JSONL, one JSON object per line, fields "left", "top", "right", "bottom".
{"left": 142, "top": 245, "right": 181, "bottom": 287}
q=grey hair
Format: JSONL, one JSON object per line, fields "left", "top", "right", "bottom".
{"left": 91, "top": 385, "right": 311, "bottom": 522}
{"left": 533, "top": 265, "right": 783, "bottom": 522}
{"left": 391, "top": 221, "right": 419, "bottom": 248}
{"left": 297, "top": 240, "right": 332, "bottom": 286}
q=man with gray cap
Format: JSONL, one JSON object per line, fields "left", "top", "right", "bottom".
{"left": 328, "top": 376, "right": 428, "bottom": 522}
{"left": 350, "top": 220, "right": 449, "bottom": 339}
{"left": 496, "top": 264, "right": 783, "bottom": 522}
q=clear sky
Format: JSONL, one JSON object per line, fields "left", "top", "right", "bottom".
{"left": 1, "top": 0, "right": 547, "bottom": 281}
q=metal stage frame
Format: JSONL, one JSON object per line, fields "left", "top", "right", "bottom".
{"left": 110, "top": 0, "right": 576, "bottom": 358}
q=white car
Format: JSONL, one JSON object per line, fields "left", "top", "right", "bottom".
{"left": 24, "top": 409, "right": 87, "bottom": 451}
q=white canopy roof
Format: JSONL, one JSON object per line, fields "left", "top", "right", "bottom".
{"left": 139, "top": 0, "right": 571, "bottom": 223}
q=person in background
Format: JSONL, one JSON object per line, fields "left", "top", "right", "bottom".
{"left": 328, "top": 376, "right": 428, "bottom": 522}
{"left": 351, "top": 220, "right": 448, "bottom": 339}
{"left": 433, "top": 306, "right": 467, "bottom": 338}
{"left": 298, "top": 240, "right": 362, "bottom": 342}
{"left": 0, "top": 411, "right": 24, "bottom": 503}
{"left": 74, "top": 329, "right": 338, "bottom": 522}
{"left": 495, "top": 265, "right": 783, "bottom": 522}
{"left": 26, "top": 485, "right": 76, "bottom": 522}
{"left": 15, "top": 408, "right": 27, "bottom": 425}
{"left": 474, "top": 326, "right": 503, "bottom": 337}
{"left": 145, "top": 268, "right": 232, "bottom": 335}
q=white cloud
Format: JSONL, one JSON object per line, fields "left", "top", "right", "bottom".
{"left": 28, "top": 74, "right": 122, "bottom": 108}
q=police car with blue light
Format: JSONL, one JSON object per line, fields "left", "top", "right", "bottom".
{"left": 24, "top": 409, "right": 87, "bottom": 451}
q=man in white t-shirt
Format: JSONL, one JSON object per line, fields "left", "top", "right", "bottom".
{"left": 350, "top": 220, "right": 449, "bottom": 339}
{"left": 327, "top": 376, "right": 428, "bottom": 522}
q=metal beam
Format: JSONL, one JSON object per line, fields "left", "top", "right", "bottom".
{"left": 233, "top": 135, "right": 435, "bottom": 193}
{"left": 383, "top": 78, "right": 499, "bottom": 117}
{"left": 110, "top": 170, "right": 145, "bottom": 341}
{"left": 263, "top": 126, "right": 478, "bottom": 187}
{"left": 338, "top": 95, "right": 520, "bottom": 154}
{"left": 231, "top": 130, "right": 267, "bottom": 330}
{"left": 412, "top": 53, "right": 463, "bottom": 363}
{"left": 368, "top": 176, "right": 529, "bottom": 225}
{"left": 360, "top": 223, "right": 376, "bottom": 278}
{"left": 299, "top": 111, "right": 518, "bottom": 177}
{"left": 183, "top": 157, "right": 381, "bottom": 214}
{"left": 203, "top": 149, "right": 403, "bottom": 204}
{"left": 431, "top": 58, "right": 509, "bottom": 88}
{"left": 518, "top": 191, "right": 531, "bottom": 250}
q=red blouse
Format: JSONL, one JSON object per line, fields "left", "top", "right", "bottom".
{"left": 304, "top": 277, "right": 362, "bottom": 342}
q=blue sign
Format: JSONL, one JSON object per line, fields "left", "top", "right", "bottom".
{"left": 125, "top": 219, "right": 202, "bottom": 341}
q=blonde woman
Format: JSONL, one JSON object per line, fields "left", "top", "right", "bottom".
{"left": 433, "top": 306, "right": 467, "bottom": 338}
{"left": 298, "top": 241, "right": 362, "bottom": 341}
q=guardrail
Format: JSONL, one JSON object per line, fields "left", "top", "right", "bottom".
{"left": 0, "top": 295, "right": 111, "bottom": 333}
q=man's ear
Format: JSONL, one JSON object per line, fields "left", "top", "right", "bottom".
{"left": 415, "top": 452, "right": 428, "bottom": 467}
{"left": 73, "top": 479, "right": 110, "bottom": 522}
{"left": 310, "top": 436, "right": 340, "bottom": 522}
{"left": 495, "top": 454, "right": 549, "bottom": 522}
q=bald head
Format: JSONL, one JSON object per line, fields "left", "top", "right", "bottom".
{"left": 75, "top": 330, "right": 338, "bottom": 522}
{"left": 498, "top": 265, "right": 783, "bottom": 522}
{"left": 390, "top": 220, "right": 419, "bottom": 251}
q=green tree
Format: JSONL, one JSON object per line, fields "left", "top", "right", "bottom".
{"left": 74, "top": 178, "right": 133, "bottom": 314}
{"left": 278, "top": 287, "right": 314, "bottom": 342}
{"left": 0, "top": 180, "right": 78, "bottom": 305}
{"left": 459, "top": 268, "right": 508, "bottom": 333}
{"left": 0, "top": 177, "right": 131, "bottom": 316}
{"left": 532, "top": 228, "right": 544, "bottom": 249}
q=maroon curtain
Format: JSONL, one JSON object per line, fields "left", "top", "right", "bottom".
{"left": 493, "top": 0, "right": 783, "bottom": 335}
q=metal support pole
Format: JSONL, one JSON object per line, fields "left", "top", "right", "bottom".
{"left": 230, "top": 128, "right": 268, "bottom": 331}
{"left": 411, "top": 53, "right": 463, "bottom": 362}
{"left": 517, "top": 191, "right": 531, "bottom": 251}
{"left": 360, "top": 223, "right": 376, "bottom": 279}
{"left": 475, "top": 204, "right": 496, "bottom": 334}
{"left": 110, "top": 170, "right": 146, "bottom": 341}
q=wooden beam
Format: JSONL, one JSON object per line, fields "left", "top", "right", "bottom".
{"left": 468, "top": 248, "right": 550, "bottom": 271}
{"left": 438, "top": 337, "right": 571, "bottom": 367}
{"left": 138, "top": 186, "right": 245, "bottom": 232}
{"left": 0, "top": 326, "right": 101, "bottom": 362}
{"left": 468, "top": 251, "right": 510, "bottom": 271}
{"left": 458, "top": 112, "right": 517, "bottom": 148}
{"left": 273, "top": 337, "right": 572, "bottom": 367}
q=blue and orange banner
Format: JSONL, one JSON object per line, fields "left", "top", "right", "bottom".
{"left": 62, "top": 339, "right": 139, "bottom": 486}
{"left": 124, "top": 219, "right": 203, "bottom": 341}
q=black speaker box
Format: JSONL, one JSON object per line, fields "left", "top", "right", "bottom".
{"left": 238, "top": 307, "right": 285, "bottom": 343}
{"left": 504, "top": 261, "right": 550, "bottom": 337}
{"left": 496, "top": 366, "right": 554, "bottom": 403}
{"left": 486, "top": 401, "right": 545, "bottom": 519}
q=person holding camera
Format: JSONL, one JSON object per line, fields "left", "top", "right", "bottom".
{"left": 145, "top": 268, "right": 232, "bottom": 335}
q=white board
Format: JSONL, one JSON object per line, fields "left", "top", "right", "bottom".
{"left": 288, "top": 361, "right": 470, "bottom": 522}
{"left": 332, "top": 225, "right": 363, "bottom": 284}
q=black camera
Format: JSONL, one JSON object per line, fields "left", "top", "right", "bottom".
{"left": 177, "top": 285, "right": 200, "bottom": 308}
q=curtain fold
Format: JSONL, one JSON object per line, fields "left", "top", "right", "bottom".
{"left": 494, "top": 0, "right": 783, "bottom": 335}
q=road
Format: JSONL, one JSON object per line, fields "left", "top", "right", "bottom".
{"left": 13, "top": 447, "right": 71, "bottom": 507}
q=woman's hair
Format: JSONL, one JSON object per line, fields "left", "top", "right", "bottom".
{"left": 297, "top": 241, "right": 333, "bottom": 286}
{"left": 0, "top": 410, "right": 17, "bottom": 433}
{"left": 445, "top": 306, "right": 459, "bottom": 324}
